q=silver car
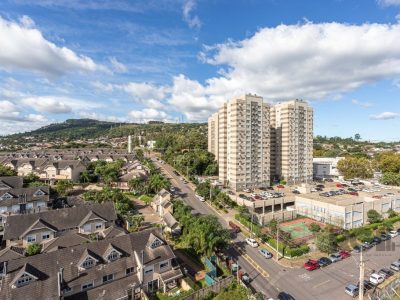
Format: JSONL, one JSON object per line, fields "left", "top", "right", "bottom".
{"left": 329, "top": 253, "right": 342, "bottom": 263}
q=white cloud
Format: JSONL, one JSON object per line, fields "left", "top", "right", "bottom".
{"left": 91, "top": 81, "right": 114, "bottom": 92}
{"left": 370, "top": 112, "right": 399, "bottom": 120}
{"left": 0, "top": 100, "right": 47, "bottom": 124}
{"left": 377, "top": 0, "right": 400, "bottom": 6}
{"left": 21, "top": 96, "right": 102, "bottom": 114}
{"left": 128, "top": 108, "right": 170, "bottom": 122}
{"left": 351, "top": 99, "right": 372, "bottom": 108}
{"left": 27, "top": 114, "right": 47, "bottom": 122}
{"left": 118, "top": 82, "right": 167, "bottom": 102}
{"left": 182, "top": 0, "right": 201, "bottom": 29}
{"left": 109, "top": 57, "right": 128, "bottom": 73}
{"left": 0, "top": 16, "right": 105, "bottom": 77}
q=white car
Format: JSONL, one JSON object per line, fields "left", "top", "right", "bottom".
{"left": 246, "top": 238, "right": 259, "bottom": 248}
{"left": 243, "top": 189, "right": 251, "bottom": 193}
{"left": 390, "top": 261, "right": 400, "bottom": 271}
{"left": 389, "top": 230, "right": 398, "bottom": 238}
{"left": 195, "top": 194, "right": 205, "bottom": 202}
{"left": 369, "top": 273, "right": 385, "bottom": 285}
{"left": 259, "top": 249, "right": 272, "bottom": 258}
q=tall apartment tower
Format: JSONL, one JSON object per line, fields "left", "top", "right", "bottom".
{"left": 211, "top": 94, "right": 271, "bottom": 191}
{"left": 207, "top": 112, "right": 219, "bottom": 161}
{"left": 271, "top": 99, "right": 313, "bottom": 184}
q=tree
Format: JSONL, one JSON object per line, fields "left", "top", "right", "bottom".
{"left": 337, "top": 157, "right": 373, "bottom": 179}
{"left": 375, "top": 152, "right": 400, "bottom": 174}
{"left": 128, "top": 177, "right": 145, "bottom": 193}
{"left": 55, "top": 180, "right": 73, "bottom": 197}
{"left": 135, "top": 149, "right": 144, "bottom": 162}
{"left": 309, "top": 223, "right": 321, "bottom": 233}
{"left": 0, "top": 165, "right": 17, "bottom": 176}
{"left": 367, "top": 209, "right": 382, "bottom": 224}
{"left": 315, "top": 231, "right": 337, "bottom": 254}
{"left": 126, "top": 214, "right": 144, "bottom": 232}
{"left": 387, "top": 208, "right": 398, "bottom": 218}
{"left": 268, "top": 219, "right": 278, "bottom": 233}
{"left": 354, "top": 133, "right": 361, "bottom": 141}
{"left": 380, "top": 172, "right": 400, "bottom": 186}
{"left": 26, "top": 243, "right": 42, "bottom": 256}
{"left": 23, "top": 173, "right": 40, "bottom": 187}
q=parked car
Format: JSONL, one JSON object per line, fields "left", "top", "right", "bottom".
{"left": 378, "top": 268, "right": 394, "bottom": 279}
{"left": 372, "top": 236, "right": 382, "bottom": 245}
{"left": 348, "top": 192, "right": 359, "bottom": 196}
{"left": 276, "top": 185, "right": 285, "bottom": 189}
{"left": 259, "top": 249, "right": 273, "bottom": 259}
{"left": 170, "top": 187, "right": 176, "bottom": 193}
{"left": 229, "top": 221, "right": 241, "bottom": 233}
{"left": 369, "top": 273, "right": 385, "bottom": 285}
{"left": 195, "top": 194, "right": 205, "bottom": 202}
{"left": 389, "top": 230, "right": 398, "bottom": 238}
{"left": 363, "top": 242, "right": 373, "bottom": 249}
{"left": 390, "top": 261, "right": 400, "bottom": 271}
{"left": 339, "top": 250, "right": 351, "bottom": 259}
{"left": 304, "top": 259, "right": 320, "bottom": 271}
{"left": 243, "top": 188, "right": 251, "bottom": 193}
{"left": 316, "top": 184, "right": 325, "bottom": 188}
{"left": 277, "top": 292, "right": 295, "bottom": 300}
{"left": 292, "top": 190, "right": 300, "bottom": 194}
{"left": 352, "top": 245, "right": 361, "bottom": 253}
{"left": 246, "top": 238, "right": 259, "bottom": 248}
{"left": 381, "top": 234, "right": 391, "bottom": 241}
{"left": 318, "top": 257, "right": 332, "bottom": 267}
{"left": 360, "top": 280, "right": 374, "bottom": 290}
{"left": 329, "top": 253, "right": 342, "bottom": 263}
{"left": 344, "top": 284, "right": 359, "bottom": 297}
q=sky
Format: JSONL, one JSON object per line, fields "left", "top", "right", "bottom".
{"left": 1, "top": 0, "right": 400, "bottom": 141}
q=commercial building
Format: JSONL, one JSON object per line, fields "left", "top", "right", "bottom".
{"left": 271, "top": 100, "right": 313, "bottom": 185}
{"left": 313, "top": 157, "right": 343, "bottom": 179}
{"left": 213, "top": 95, "right": 271, "bottom": 191}
{"left": 295, "top": 190, "right": 400, "bottom": 229}
{"left": 209, "top": 96, "right": 313, "bottom": 191}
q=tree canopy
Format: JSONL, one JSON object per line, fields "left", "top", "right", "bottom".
{"left": 337, "top": 156, "right": 373, "bottom": 179}
{"left": 0, "top": 165, "right": 17, "bottom": 176}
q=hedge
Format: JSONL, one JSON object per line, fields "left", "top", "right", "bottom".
{"left": 336, "top": 234, "right": 346, "bottom": 242}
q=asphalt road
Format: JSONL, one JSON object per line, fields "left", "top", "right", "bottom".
{"left": 152, "top": 157, "right": 400, "bottom": 300}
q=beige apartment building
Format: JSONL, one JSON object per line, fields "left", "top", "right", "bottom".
{"left": 209, "top": 96, "right": 313, "bottom": 191}
{"left": 271, "top": 99, "right": 313, "bottom": 185}
{"left": 211, "top": 94, "right": 271, "bottom": 191}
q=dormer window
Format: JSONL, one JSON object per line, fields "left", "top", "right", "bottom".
{"left": 81, "top": 257, "right": 95, "bottom": 269}
{"left": 1, "top": 193, "right": 13, "bottom": 200}
{"left": 150, "top": 237, "right": 163, "bottom": 249}
{"left": 33, "top": 190, "right": 45, "bottom": 197}
{"left": 16, "top": 273, "right": 35, "bottom": 287}
{"left": 107, "top": 250, "right": 120, "bottom": 262}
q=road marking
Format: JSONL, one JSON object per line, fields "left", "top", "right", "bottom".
{"left": 313, "top": 280, "right": 330, "bottom": 289}
{"left": 232, "top": 244, "right": 269, "bottom": 278}
{"left": 298, "top": 273, "right": 311, "bottom": 281}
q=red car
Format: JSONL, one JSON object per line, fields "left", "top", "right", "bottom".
{"left": 339, "top": 250, "right": 350, "bottom": 259}
{"left": 336, "top": 184, "right": 343, "bottom": 188}
{"left": 276, "top": 185, "right": 285, "bottom": 189}
{"left": 304, "top": 259, "right": 320, "bottom": 271}
{"left": 348, "top": 192, "right": 358, "bottom": 196}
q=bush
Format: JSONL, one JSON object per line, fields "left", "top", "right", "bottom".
{"left": 285, "top": 245, "right": 310, "bottom": 257}
{"left": 26, "top": 243, "right": 42, "bottom": 256}
{"left": 336, "top": 234, "right": 346, "bottom": 242}
{"left": 309, "top": 223, "right": 321, "bottom": 233}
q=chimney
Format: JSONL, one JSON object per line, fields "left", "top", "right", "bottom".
{"left": 57, "top": 267, "right": 64, "bottom": 298}
{"left": 2, "top": 261, "right": 7, "bottom": 276}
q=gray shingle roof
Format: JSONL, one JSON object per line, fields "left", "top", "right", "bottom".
{"left": 0, "top": 176, "right": 23, "bottom": 189}
{"left": 0, "top": 186, "right": 49, "bottom": 206}
{"left": 0, "top": 228, "right": 175, "bottom": 300}
{"left": 4, "top": 202, "right": 117, "bottom": 240}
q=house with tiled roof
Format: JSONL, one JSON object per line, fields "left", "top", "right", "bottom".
{"left": 0, "top": 228, "right": 184, "bottom": 300}
{"left": 3, "top": 202, "right": 118, "bottom": 247}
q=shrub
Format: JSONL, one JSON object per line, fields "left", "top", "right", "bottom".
{"left": 336, "top": 234, "right": 346, "bottom": 242}
{"left": 285, "top": 245, "right": 310, "bottom": 257}
{"left": 309, "top": 223, "right": 321, "bottom": 233}
{"left": 26, "top": 243, "right": 42, "bottom": 256}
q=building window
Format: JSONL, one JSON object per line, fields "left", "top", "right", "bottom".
{"left": 27, "top": 235, "right": 36, "bottom": 243}
{"left": 81, "top": 257, "right": 95, "bottom": 269}
{"left": 107, "top": 250, "right": 119, "bottom": 262}
{"left": 83, "top": 223, "right": 91, "bottom": 233}
{"left": 42, "top": 233, "right": 50, "bottom": 240}
{"left": 16, "top": 273, "right": 34, "bottom": 287}
{"left": 160, "top": 261, "right": 169, "bottom": 269}
{"left": 150, "top": 238, "right": 163, "bottom": 249}
{"left": 126, "top": 267, "right": 134, "bottom": 275}
{"left": 95, "top": 223, "right": 103, "bottom": 230}
{"left": 103, "top": 274, "right": 114, "bottom": 283}
{"left": 81, "top": 281, "right": 94, "bottom": 291}
{"left": 144, "top": 265, "right": 154, "bottom": 274}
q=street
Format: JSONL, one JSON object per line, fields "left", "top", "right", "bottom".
{"left": 152, "top": 157, "right": 400, "bottom": 300}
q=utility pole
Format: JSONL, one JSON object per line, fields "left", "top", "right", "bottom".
{"left": 250, "top": 212, "right": 254, "bottom": 238}
{"left": 276, "top": 227, "right": 279, "bottom": 261}
{"left": 359, "top": 248, "right": 364, "bottom": 300}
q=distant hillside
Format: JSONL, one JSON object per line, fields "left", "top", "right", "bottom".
{"left": 0, "top": 119, "right": 207, "bottom": 150}
{"left": 5, "top": 119, "right": 129, "bottom": 140}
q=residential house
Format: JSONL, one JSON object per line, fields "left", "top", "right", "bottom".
{"left": 38, "top": 160, "right": 86, "bottom": 182}
{"left": 151, "top": 189, "right": 172, "bottom": 218}
{"left": 0, "top": 228, "right": 184, "bottom": 300}
{"left": 3, "top": 202, "right": 117, "bottom": 247}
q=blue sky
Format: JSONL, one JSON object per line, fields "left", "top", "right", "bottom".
{"left": 0, "top": 0, "right": 400, "bottom": 141}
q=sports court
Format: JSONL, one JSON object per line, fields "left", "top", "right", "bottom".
{"left": 279, "top": 218, "right": 324, "bottom": 241}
